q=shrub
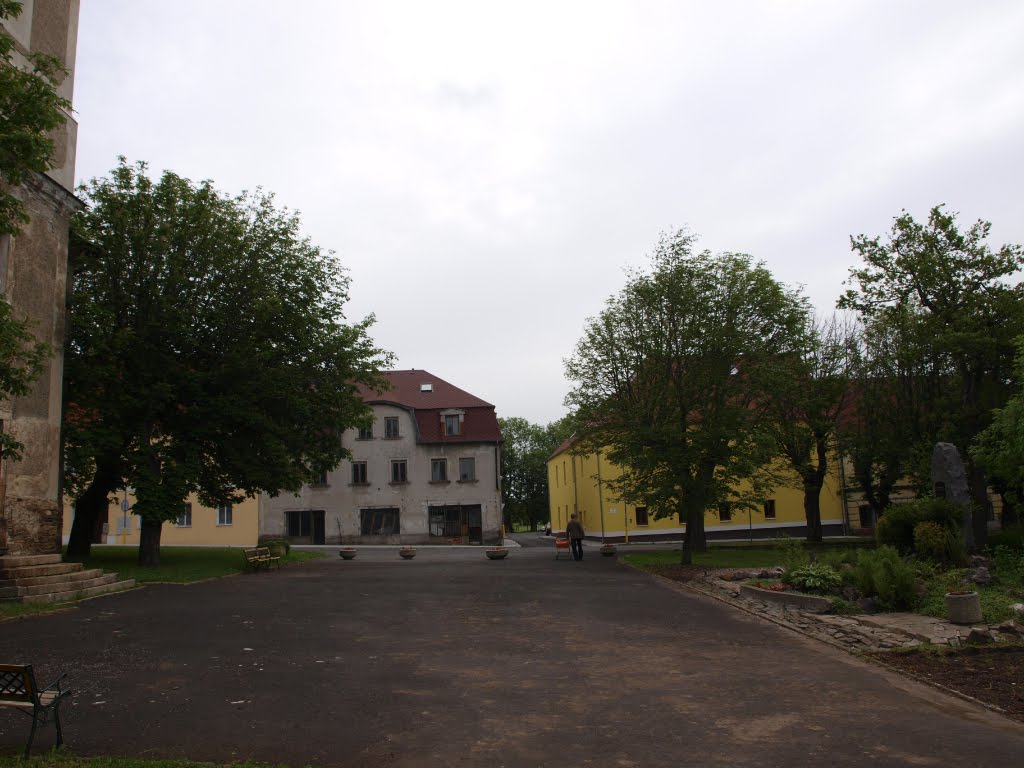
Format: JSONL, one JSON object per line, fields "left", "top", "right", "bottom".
{"left": 913, "top": 521, "right": 966, "bottom": 565}
{"left": 775, "top": 535, "right": 809, "bottom": 573}
{"left": 875, "top": 499, "right": 962, "bottom": 554}
{"left": 988, "top": 524, "right": 1024, "bottom": 552}
{"left": 992, "top": 544, "right": 1024, "bottom": 579}
{"left": 783, "top": 563, "right": 842, "bottom": 594}
{"left": 855, "top": 545, "right": 920, "bottom": 610}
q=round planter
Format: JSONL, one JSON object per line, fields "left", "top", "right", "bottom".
{"left": 339, "top": 548, "right": 357, "bottom": 560}
{"left": 485, "top": 548, "right": 508, "bottom": 560}
{"left": 945, "top": 591, "right": 983, "bottom": 625}
{"left": 399, "top": 548, "right": 416, "bottom": 560}
{"left": 599, "top": 544, "right": 617, "bottom": 557}
{"left": 266, "top": 543, "right": 288, "bottom": 558}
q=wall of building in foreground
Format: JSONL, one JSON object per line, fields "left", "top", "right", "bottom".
{"left": 62, "top": 493, "right": 259, "bottom": 547}
{"left": 548, "top": 450, "right": 845, "bottom": 542}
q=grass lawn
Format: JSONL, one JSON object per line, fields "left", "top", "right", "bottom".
{"left": 63, "top": 546, "right": 323, "bottom": 584}
{"left": 0, "top": 547, "right": 324, "bottom": 622}
{"left": 622, "top": 547, "right": 788, "bottom": 569}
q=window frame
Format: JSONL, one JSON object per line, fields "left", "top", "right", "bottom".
{"left": 384, "top": 416, "right": 400, "bottom": 439}
{"left": 635, "top": 506, "right": 649, "bottom": 526}
{"left": 360, "top": 507, "right": 401, "bottom": 536}
{"left": 718, "top": 502, "right": 732, "bottom": 523}
{"left": 391, "top": 459, "right": 408, "bottom": 484}
{"left": 444, "top": 414, "right": 461, "bottom": 436}
{"left": 763, "top": 499, "right": 776, "bottom": 520}
{"left": 217, "top": 504, "right": 233, "bottom": 526}
{"left": 351, "top": 461, "right": 368, "bottom": 485}
{"left": 357, "top": 425, "right": 374, "bottom": 440}
{"left": 431, "top": 458, "right": 448, "bottom": 483}
{"left": 458, "top": 457, "right": 476, "bottom": 482}
{"left": 176, "top": 503, "right": 192, "bottom": 528}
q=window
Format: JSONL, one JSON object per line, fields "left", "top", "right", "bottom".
{"left": 357, "top": 424, "right": 373, "bottom": 440}
{"left": 384, "top": 417, "right": 400, "bottom": 438}
{"left": 431, "top": 458, "right": 448, "bottom": 482}
{"left": 635, "top": 506, "right": 649, "bottom": 526}
{"left": 351, "top": 461, "right": 368, "bottom": 484}
{"left": 763, "top": 500, "right": 776, "bottom": 520}
{"left": 858, "top": 505, "right": 874, "bottom": 529}
{"left": 444, "top": 414, "right": 461, "bottom": 436}
{"left": 217, "top": 504, "right": 233, "bottom": 526}
{"left": 176, "top": 503, "right": 192, "bottom": 528}
{"left": 391, "top": 459, "right": 408, "bottom": 483}
{"left": 718, "top": 502, "right": 732, "bottom": 522}
{"left": 360, "top": 507, "right": 400, "bottom": 535}
{"left": 458, "top": 457, "right": 476, "bottom": 482}
{"left": 311, "top": 469, "right": 328, "bottom": 487}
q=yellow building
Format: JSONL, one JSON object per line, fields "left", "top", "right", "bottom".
{"left": 62, "top": 493, "right": 259, "bottom": 548}
{"left": 548, "top": 439, "right": 847, "bottom": 542}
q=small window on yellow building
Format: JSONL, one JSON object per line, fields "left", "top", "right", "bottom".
{"left": 217, "top": 504, "right": 233, "bottom": 526}
{"left": 763, "top": 500, "right": 776, "bottom": 520}
{"left": 718, "top": 502, "right": 732, "bottom": 522}
{"left": 636, "top": 507, "right": 649, "bottom": 526}
{"left": 176, "top": 503, "right": 192, "bottom": 528}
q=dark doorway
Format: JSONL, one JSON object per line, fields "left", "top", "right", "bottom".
{"left": 286, "top": 509, "right": 326, "bottom": 544}
{"left": 428, "top": 504, "right": 483, "bottom": 544}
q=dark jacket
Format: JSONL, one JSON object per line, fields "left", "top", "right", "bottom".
{"left": 566, "top": 519, "right": 585, "bottom": 540}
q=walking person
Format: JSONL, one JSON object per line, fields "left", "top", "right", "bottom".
{"left": 567, "top": 513, "right": 585, "bottom": 561}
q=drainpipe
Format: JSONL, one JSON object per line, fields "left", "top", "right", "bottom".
{"left": 596, "top": 451, "right": 606, "bottom": 543}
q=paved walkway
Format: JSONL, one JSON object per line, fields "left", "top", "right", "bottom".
{"left": 1, "top": 547, "right": 1022, "bottom": 767}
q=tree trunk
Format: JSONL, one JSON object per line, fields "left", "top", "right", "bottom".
{"left": 66, "top": 474, "right": 117, "bottom": 557}
{"left": 803, "top": 480, "right": 823, "bottom": 543}
{"left": 138, "top": 517, "right": 163, "bottom": 566}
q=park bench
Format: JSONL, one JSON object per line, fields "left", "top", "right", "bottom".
{"left": 0, "top": 664, "right": 71, "bottom": 758}
{"left": 242, "top": 546, "right": 280, "bottom": 571}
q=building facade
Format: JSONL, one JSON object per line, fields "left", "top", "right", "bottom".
{"left": 548, "top": 439, "right": 846, "bottom": 542}
{"left": 260, "top": 370, "right": 503, "bottom": 546}
{"left": 0, "top": 0, "right": 81, "bottom": 555}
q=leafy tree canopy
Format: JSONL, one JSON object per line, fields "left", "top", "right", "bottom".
{"left": 499, "top": 415, "right": 573, "bottom": 532}
{"left": 0, "top": 0, "right": 71, "bottom": 236}
{"left": 564, "top": 230, "right": 810, "bottom": 563}
{"left": 65, "top": 159, "right": 392, "bottom": 563}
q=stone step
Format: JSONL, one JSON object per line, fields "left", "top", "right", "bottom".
{"left": 0, "top": 569, "right": 110, "bottom": 598}
{"left": 0, "top": 562, "right": 84, "bottom": 580}
{"left": 19, "top": 572, "right": 120, "bottom": 597}
{"left": 0, "top": 554, "right": 63, "bottom": 568}
{"left": 0, "top": 578, "right": 136, "bottom": 604}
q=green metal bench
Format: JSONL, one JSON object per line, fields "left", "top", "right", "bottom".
{"left": 0, "top": 664, "right": 71, "bottom": 757}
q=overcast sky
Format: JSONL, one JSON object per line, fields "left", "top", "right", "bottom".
{"left": 72, "top": 1, "right": 1024, "bottom": 425}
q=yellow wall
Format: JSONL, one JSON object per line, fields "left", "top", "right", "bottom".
{"left": 548, "top": 449, "right": 846, "bottom": 541}
{"left": 62, "top": 492, "right": 259, "bottom": 547}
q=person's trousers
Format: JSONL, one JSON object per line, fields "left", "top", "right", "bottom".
{"left": 570, "top": 538, "right": 583, "bottom": 560}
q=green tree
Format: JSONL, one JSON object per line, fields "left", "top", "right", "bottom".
{"left": 971, "top": 338, "right": 1024, "bottom": 529}
{"left": 0, "top": 0, "right": 71, "bottom": 236}
{"left": 499, "top": 416, "right": 573, "bottom": 532}
{"left": 838, "top": 205, "right": 1024, "bottom": 547}
{"left": 65, "top": 160, "right": 391, "bottom": 564}
{"left": 565, "top": 231, "right": 809, "bottom": 564}
{"left": 766, "top": 315, "right": 853, "bottom": 542}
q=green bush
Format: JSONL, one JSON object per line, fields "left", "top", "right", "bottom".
{"left": 775, "top": 535, "right": 810, "bottom": 572}
{"left": 913, "top": 520, "right": 966, "bottom": 565}
{"left": 992, "top": 544, "right": 1024, "bottom": 579}
{"left": 855, "top": 545, "right": 920, "bottom": 610}
{"left": 988, "top": 524, "right": 1024, "bottom": 551}
{"left": 875, "top": 498, "right": 962, "bottom": 554}
{"left": 783, "top": 563, "right": 842, "bottom": 594}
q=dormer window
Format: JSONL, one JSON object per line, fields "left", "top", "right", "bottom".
{"left": 444, "top": 414, "right": 460, "bottom": 436}
{"left": 420, "top": 382, "right": 433, "bottom": 393}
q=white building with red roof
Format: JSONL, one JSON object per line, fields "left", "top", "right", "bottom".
{"left": 260, "top": 370, "right": 504, "bottom": 546}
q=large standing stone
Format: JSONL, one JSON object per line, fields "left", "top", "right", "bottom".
{"left": 931, "top": 442, "right": 974, "bottom": 550}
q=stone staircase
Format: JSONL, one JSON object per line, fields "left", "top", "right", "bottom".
{"left": 0, "top": 554, "right": 135, "bottom": 604}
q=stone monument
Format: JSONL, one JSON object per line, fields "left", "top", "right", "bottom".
{"left": 931, "top": 442, "right": 974, "bottom": 550}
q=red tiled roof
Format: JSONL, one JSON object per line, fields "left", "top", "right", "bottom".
{"left": 357, "top": 370, "right": 502, "bottom": 444}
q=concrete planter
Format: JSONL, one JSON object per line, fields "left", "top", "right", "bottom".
{"left": 485, "top": 547, "right": 509, "bottom": 560}
{"left": 599, "top": 544, "right": 617, "bottom": 557}
{"left": 739, "top": 584, "right": 834, "bottom": 613}
{"left": 945, "top": 591, "right": 982, "bottom": 625}
{"left": 399, "top": 547, "right": 416, "bottom": 560}
{"left": 339, "top": 548, "right": 357, "bottom": 560}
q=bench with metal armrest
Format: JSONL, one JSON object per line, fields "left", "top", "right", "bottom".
{"left": 0, "top": 664, "right": 71, "bottom": 757}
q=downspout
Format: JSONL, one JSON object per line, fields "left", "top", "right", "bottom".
{"left": 838, "top": 448, "right": 850, "bottom": 536}
{"left": 595, "top": 450, "right": 606, "bottom": 543}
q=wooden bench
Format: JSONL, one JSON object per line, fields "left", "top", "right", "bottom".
{"left": 242, "top": 546, "right": 280, "bottom": 571}
{"left": 0, "top": 664, "right": 71, "bottom": 757}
